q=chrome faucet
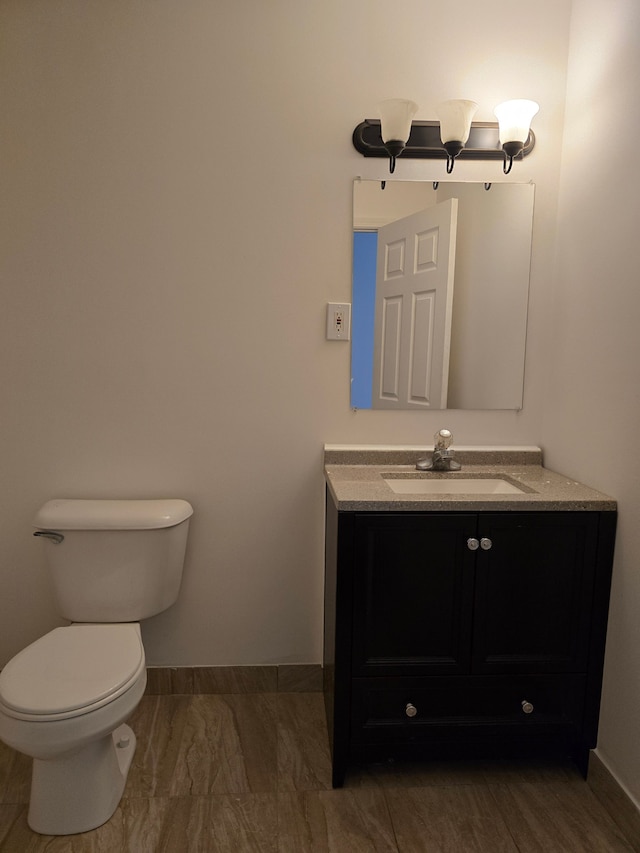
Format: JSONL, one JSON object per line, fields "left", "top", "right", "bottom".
{"left": 416, "top": 429, "right": 462, "bottom": 472}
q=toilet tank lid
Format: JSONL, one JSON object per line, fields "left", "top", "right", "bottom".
{"left": 34, "top": 499, "right": 194, "bottom": 530}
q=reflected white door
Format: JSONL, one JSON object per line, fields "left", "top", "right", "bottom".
{"left": 372, "top": 199, "right": 458, "bottom": 409}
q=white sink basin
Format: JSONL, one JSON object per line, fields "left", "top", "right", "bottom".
{"left": 383, "top": 477, "right": 526, "bottom": 495}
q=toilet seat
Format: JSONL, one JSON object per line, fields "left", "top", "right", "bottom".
{"left": 0, "top": 624, "right": 145, "bottom": 722}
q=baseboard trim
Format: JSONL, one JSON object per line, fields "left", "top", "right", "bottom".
{"left": 144, "top": 664, "right": 322, "bottom": 695}
{"left": 588, "top": 751, "right": 640, "bottom": 850}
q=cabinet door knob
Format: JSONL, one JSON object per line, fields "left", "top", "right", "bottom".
{"left": 405, "top": 702, "right": 418, "bottom": 718}
{"left": 521, "top": 700, "right": 534, "bottom": 714}
{"left": 467, "top": 538, "right": 480, "bottom": 551}
{"left": 480, "top": 537, "right": 493, "bottom": 550}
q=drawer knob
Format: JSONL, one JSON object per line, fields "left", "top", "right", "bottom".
{"left": 480, "top": 537, "right": 493, "bottom": 550}
{"left": 405, "top": 702, "right": 418, "bottom": 718}
{"left": 521, "top": 699, "right": 534, "bottom": 714}
{"left": 467, "top": 538, "right": 480, "bottom": 551}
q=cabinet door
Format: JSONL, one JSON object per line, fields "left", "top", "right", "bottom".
{"left": 472, "top": 513, "right": 598, "bottom": 675}
{"left": 352, "top": 513, "right": 477, "bottom": 677}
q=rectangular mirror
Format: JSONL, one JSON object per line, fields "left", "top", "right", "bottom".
{"left": 351, "top": 180, "right": 535, "bottom": 410}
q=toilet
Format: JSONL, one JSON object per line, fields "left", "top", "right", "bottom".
{"left": 0, "top": 498, "right": 193, "bottom": 835}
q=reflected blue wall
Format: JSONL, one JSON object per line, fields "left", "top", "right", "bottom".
{"left": 351, "top": 231, "right": 377, "bottom": 408}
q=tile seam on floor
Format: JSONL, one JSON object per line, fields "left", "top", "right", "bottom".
{"left": 380, "top": 786, "right": 410, "bottom": 853}
{"left": 485, "top": 776, "right": 526, "bottom": 853}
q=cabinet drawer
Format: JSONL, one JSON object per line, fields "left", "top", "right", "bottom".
{"left": 351, "top": 675, "right": 586, "bottom": 743}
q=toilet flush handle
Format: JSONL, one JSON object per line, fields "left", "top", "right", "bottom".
{"left": 33, "top": 531, "right": 64, "bottom": 545}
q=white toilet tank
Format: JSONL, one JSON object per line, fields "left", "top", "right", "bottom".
{"left": 33, "top": 499, "right": 194, "bottom": 623}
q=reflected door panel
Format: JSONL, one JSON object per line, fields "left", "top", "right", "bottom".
{"left": 372, "top": 199, "right": 458, "bottom": 409}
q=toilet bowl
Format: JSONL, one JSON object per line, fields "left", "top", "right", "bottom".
{"left": 0, "top": 497, "right": 192, "bottom": 836}
{"left": 0, "top": 623, "right": 147, "bottom": 835}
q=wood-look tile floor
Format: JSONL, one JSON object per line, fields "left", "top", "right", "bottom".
{"left": 1, "top": 692, "right": 638, "bottom": 852}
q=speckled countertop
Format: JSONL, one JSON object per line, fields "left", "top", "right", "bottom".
{"left": 324, "top": 446, "right": 616, "bottom": 512}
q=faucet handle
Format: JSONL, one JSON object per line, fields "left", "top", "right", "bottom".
{"left": 434, "top": 429, "right": 453, "bottom": 450}
{"left": 416, "top": 429, "right": 457, "bottom": 471}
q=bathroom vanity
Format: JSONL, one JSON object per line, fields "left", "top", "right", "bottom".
{"left": 323, "top": 447, "right": 617, "bottom": 787}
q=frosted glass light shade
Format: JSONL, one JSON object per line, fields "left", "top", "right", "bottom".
{"left": 377, "top": 99, "right": 418, "bottom": 143}
{"left": 494, "top": 99, "right": 539, "bottom": 144}
{"left": 436, "top": 99, "right": 478, "bottom": 144}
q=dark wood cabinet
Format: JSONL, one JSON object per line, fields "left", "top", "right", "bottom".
{"left": 324, "top": 496, "right": 616, "bottom": 787}
{"left": 352, "top": 513, "right": 477, "bottom": 677}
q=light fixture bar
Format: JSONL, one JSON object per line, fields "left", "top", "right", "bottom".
{"left": 352, "top": 119, "right": 535, "bottom": 164}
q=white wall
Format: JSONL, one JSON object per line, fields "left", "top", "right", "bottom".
{"left": 0, "top": 0, "right": 571, "bottom": 668}
{"left": 542, "top": 0, "right": 640, "bottom": 805}
{"left": 436, "top": 182, "right": 534, "bottom": 409}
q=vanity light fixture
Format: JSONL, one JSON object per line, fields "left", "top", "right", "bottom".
{"left": 494, "top": 99, "right": 539, "bottom": 174}
{"left": 353, "top": 98, "right": 538, "bottom": 174}
{"left": 377, "top": 99, "right": 418, "bottom": 174}
{"left": 436, "top": 99, "right": 478, "bottom": 173}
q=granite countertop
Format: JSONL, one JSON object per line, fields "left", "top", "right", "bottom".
{"left": 324, "top": 446, "right": 617, "bottom": 512}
